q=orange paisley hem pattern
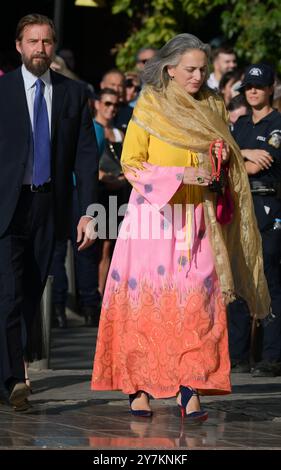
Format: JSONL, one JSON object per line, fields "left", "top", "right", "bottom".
{"left": 91, "top": 282, "right": 231, "bottom": 398}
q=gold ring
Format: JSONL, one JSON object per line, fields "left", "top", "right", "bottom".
{"left": 196, "top": 176, "right": 205, "bottom": 184}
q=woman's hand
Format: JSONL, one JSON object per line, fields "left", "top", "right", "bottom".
{"left": 183, "top": 167, "right": 211, "bottom": 186}
{"left": 214, "top": 140, "right": 230, "bottom": 163}
{"left": 241, "top": 149, "right": 273, "bottom": 170}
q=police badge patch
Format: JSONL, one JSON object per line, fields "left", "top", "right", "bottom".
{"left": 268, "top": 131, "right": 281, "bottom": 149}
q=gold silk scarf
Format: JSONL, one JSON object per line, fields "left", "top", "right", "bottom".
{"left": 132, "top": 81, "right": 270, "bottom": 319}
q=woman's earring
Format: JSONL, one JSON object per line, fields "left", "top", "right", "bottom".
{"left": 170, "top": 76, "right": 174, "bottom": 80}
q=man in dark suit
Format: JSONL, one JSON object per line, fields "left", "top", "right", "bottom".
{"left": 0, "top": 14, "right": 98, "bottom": 411}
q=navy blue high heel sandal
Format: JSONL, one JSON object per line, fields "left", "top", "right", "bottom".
{"left": 178, "top": 386, "right": 208, "bottom": 421}
{"left": 129, "top": 391, "right": 153, "bottom": 417}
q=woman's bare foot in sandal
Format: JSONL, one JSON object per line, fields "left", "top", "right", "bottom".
{"left": 129, "top": 391, "right": 152, "bottom": 417}
{"left": 176, "top": 388, "right": 201, "bottom": 414}
{"left": 176, "top": 386, "right": 208, "bottom": 420}
{"left": 130, "top": 391, "right": 151, "bottom": 412}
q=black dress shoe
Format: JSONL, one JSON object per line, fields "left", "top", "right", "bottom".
{"left": 231, "top": 360, "right": 250, "bottom": 373}
{"left": 9, "top": 382, "right": 31, "bottom": 411}
{"left": 53, "top": 304, "right": 67, "bottom": 328}
{"left": 251, "top": 361, "right": 281, "bottom": 377}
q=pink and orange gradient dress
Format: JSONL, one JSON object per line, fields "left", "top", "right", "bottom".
{"left": 91, "top": 120, "right": 231, "bottom": 398}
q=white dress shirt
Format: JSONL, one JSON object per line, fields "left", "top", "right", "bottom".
{"left": 207, "top": 72, "right": 219, "bottom": 91}
{"left": 21, "top": 64, "right": 52, "bottom": 184}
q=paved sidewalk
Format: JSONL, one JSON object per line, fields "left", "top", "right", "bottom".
{"left": 1, "top": 312, "right": 281, "bottom": 450}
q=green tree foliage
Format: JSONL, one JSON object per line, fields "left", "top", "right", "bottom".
{"left": 221, "top": 0, "right": 281, "bottom": 74}
{"left": 110, "top": 0, "right": 281, "bottom": 75}
{"left": 110, "top": 0, "right": 178, "bottom": 71}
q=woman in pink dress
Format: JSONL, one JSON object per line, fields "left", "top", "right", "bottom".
{"left": 91, "top": 34, "right": 270, "bottom": 420}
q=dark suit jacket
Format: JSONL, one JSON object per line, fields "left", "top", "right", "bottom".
{"left": 0, "top": 67, "right": 98, "bottom": 239}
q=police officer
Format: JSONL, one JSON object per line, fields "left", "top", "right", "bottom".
{"left": 230, "top": 64, "right": 281, "bottom": 377}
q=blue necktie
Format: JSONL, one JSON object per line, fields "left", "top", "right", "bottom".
{"left": 32, "top": 79, "right": 51, "bottom": 186}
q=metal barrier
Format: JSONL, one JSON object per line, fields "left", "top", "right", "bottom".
{"left": 29, "top": 242, "right": 76, "bottom": 371}
{"left": 29, "top": 275, "right": 53, "bottom": 371}
{"left": 65, "top": 240, "right": 76, "bottom": 305}
{"left": 41, "top": 275, "right": 53, "bottom": 369}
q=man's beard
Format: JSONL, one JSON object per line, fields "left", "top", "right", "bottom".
{"left": 22, "top": 52, "right": 52, "bottom": 76}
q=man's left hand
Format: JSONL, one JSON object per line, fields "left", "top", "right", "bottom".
{"left": 77, "top": 216, "right": 96, "bottom": 251}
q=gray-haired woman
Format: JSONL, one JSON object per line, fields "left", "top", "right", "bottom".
{"left": 91, "top": 34, "right": 270, "bottom": 421}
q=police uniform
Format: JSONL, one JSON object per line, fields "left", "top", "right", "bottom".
{"left": 231, "top": 109, "right": 281, "bottom": 373}
{"left": 232, "top": 110, "right": 281, "bottom": 230}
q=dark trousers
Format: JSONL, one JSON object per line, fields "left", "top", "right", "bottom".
{"left": 228, "top": 226, "right": 281, "bottom": 363}
{"left": 228, "top": 297, "right": 251, "bottom": 362}
{"left": 50, "top": 188, "right": 100, "bottom": 308}
{"left": 0, "top": 189, "right": 54, "bottom": 387}
{"left": 260, "top": 228, "right": 281, "bottom": 361}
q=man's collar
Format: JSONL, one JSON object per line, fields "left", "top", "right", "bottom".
{"left": 21, "top": 64, "right": 51, "bottom": 90}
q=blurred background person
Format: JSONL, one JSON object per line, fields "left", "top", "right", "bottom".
{"left": 219, "top": 69, "right": 244, "bottom": 106}
{"left": 227, "top": 94, "right": 249, "bottom": 127}
{"left": 57, "top": 48, "right": 76, "bottom": 74}
{"left": 100, "top": 68, "right": 132, "bottom": 133}
{"left": 135, "top": 46, "right": 157, "bottom": 72}
{"left": 50, "top": 54, "right": 79, "bottom": 80}
{"left": 207, "top": 46, "right": 237, "bottom": 91}
{"left": 52, "top": 50, "right": 95, "bottom": 101}
{"left": 93, "top": 88, "right": 129, "bottom": 296}
{"left": 124, "top": 71, "right": 141, "bottom": 108}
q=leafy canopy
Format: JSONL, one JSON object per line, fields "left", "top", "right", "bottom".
{"left": 109, "top": 0, "right": 281, "bottom": 74}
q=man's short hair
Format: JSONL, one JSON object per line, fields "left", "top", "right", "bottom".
{"left": 136, "top": 46, "right": 157, "bottom": 61}
{"left": 212, "top": 46, "right": 236, "bottom": 62}
{"left": 101, "top": 69, "right": 124, "bottom": 83}
{"left": 97, "top": 88, "right": 119, "bottom": 100}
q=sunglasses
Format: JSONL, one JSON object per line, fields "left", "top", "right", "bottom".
{"left": 102, "top": 101, "right": 118, "bottom": 108}
{"left": 137, "top": 59, "right": 148, "bottom": 64}
{"left": 125, "top": 78, "right": 141, "bottom": 92}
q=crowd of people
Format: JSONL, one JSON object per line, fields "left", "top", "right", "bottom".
{"left": 0, "top": 13, "right": 280, "bottom": 417}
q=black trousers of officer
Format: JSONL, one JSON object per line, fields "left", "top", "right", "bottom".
{"left": 228, "top": 222, "right": 281, "bottom": 363}
{"left": 0, "top": 188, "right": 55, "bottom": 387}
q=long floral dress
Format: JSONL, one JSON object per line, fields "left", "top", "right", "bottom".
{"left": 91, "top": 120, "right": 231, "bottom": 398}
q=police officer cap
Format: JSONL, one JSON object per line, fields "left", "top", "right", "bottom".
{"left": 239, "top": 63, "right": 275, "bottom": 90}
